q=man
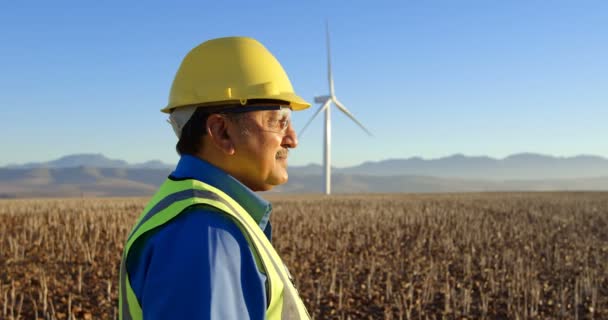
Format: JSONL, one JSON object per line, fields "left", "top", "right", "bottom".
{"left": 119, "top": 37, "right": 311, "bottom": 319}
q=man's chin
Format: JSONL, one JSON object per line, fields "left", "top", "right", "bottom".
{"left": 266, "top": 172, "right": 289, "bottom": 188}
{"left": 249, "top": 171, "right": 289, "bottom": 192}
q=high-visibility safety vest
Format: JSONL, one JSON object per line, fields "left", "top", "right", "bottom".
{"left": 119, "top": 178, "right": 311, "bottom": 320}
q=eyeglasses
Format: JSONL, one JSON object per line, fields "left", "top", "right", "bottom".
{"left": 262, "top": 107, "right": 292, "bottom": 134}
{"left": 216, "top": 105, "right": 293, "bottom": 134}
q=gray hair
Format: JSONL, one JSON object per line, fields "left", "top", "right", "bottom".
{"left": 168, "top": 106, "right": 251, "bottom": 139}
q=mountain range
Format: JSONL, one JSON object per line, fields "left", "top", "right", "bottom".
{"left": 3, "top": 154, "right": 172, "bottom": 170}
{"left": 1, "top": 153, "right": 607, "bottom": 197}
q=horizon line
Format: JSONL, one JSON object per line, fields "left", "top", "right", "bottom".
{"left": 3, "top": 152, "right": 608, "bottom": 169}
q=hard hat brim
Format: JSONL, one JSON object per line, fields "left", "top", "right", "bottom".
{"left": 161, "top": 92, "right": 311, "bottom": 114}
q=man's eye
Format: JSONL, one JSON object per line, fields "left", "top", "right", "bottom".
{"left": 268, "top": 119, "right": 279, "bottom": 127}
{"left": 269, "top": 118, "right": 289, "bottom": 131}
{"left": 279, "top": 119, "right": 289, "bottom": 130}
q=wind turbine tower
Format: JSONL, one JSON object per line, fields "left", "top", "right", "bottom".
{"left": 301, "top": 23, "right": 372, "bottom": 195}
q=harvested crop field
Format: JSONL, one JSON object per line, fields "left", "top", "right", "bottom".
{"left": 1, "top": 192, "right": 607, "bottom": 319}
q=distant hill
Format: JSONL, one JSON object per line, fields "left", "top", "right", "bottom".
{"left": 0, "top": 167, "right": 170, "bottom": 198}
{"left": 290, "top": 153, "right": 608, "bottom": 180}
{"left": 1, "top": 153, "right": 608, "bottom": 197}
{"left": 4, "top": 154, "right": 173, "bottom": 170}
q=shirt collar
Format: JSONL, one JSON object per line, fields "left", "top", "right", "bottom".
{"left": 171, "top": 154, "right": 272, "bottom": 230}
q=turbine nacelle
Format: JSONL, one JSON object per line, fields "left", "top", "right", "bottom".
{"left": 314, "top": 95, "right": 331, "bottom": 103}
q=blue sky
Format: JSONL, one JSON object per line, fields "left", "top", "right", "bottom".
{"left": 1, "top": 1, "right": 606, "bottom": 167}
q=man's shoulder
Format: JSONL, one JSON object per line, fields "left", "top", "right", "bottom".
{"left": 150, "top": 203, "right": 246, "bottom": 243}
{"left": 127, "top": 204, "right": 249, "bottom": 265}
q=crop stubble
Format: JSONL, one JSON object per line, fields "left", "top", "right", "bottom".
{"left": 1, "top": 192, "right": 607, "bottom": 319}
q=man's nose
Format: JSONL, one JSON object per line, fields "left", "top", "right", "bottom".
{"left": 282, "top": 123, "right": 298, "bottom": 148}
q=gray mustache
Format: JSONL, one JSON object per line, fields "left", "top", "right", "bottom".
{"left": 276, "top": 149, "right": 289, "bottom": 158}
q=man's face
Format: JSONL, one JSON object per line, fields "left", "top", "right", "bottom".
{"left": 226, "top": 107, "right": 297, "bottom": 191}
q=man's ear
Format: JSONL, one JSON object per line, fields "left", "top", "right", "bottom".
{"left": 206, "top": 114, "right": 235, "bottom": 155}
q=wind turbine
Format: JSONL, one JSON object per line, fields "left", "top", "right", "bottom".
{"left": 300, "top": 23, "right": 372, "bottom": 195}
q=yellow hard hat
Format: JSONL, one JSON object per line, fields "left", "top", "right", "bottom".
{"left": 162, "top": 36, "right": 310, "bottom": 113}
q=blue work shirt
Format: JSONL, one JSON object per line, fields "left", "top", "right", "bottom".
{"left": 126, "top": 155, "right": 272, "bottom": 319}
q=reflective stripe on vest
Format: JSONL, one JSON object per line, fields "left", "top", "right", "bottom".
{"left": 119, "top": 178, "right": 310, "bottom": 320}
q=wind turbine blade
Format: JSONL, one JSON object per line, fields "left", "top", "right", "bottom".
{"left": 299, "top": 99, "right": 331, "bottom": 136}
{"left": 326, "top": 21, "right": 335, "bottom": 97}
{"left": 333, "top": 98, "right": 373, "bottom": 136}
